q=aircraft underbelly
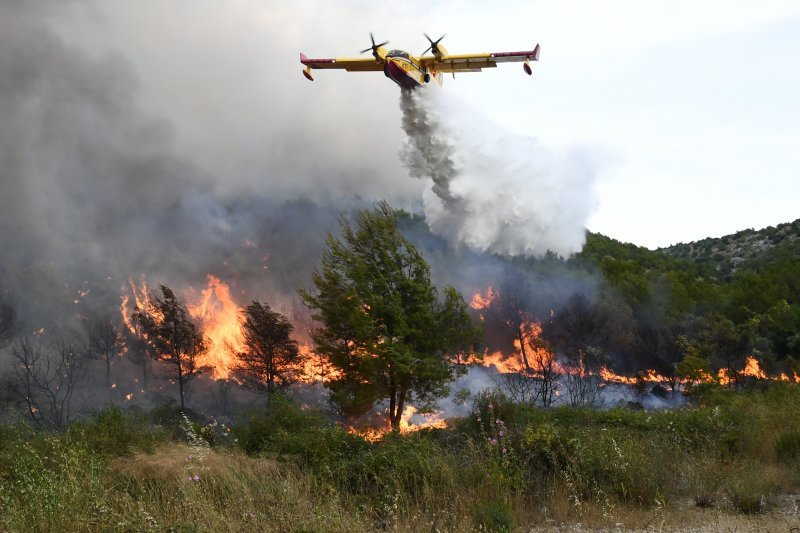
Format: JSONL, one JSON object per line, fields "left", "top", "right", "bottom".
{"left": 386, "top": 59, "right": 423, "bottom": 89}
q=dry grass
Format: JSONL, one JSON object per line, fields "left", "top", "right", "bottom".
{"left": 528, "top": 495, "right": 800, "bottom": 532}
{"left": 105, "top": 443, "right": 371, "bottom": 532}
{"left": 111, "top": 442, "right": 279, "bottom": 481}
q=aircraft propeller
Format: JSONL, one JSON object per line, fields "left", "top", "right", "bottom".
{"left": 421, "top": 33, "right": 446, "bottom": 56}
{"left": 360, "top": 33, "right": 389, "bottom": 59}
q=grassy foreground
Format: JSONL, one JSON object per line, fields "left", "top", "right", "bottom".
{"left": 1, "top": 385, "right": 800, "bottom": 531}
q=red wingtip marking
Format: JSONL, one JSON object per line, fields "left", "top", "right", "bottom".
{"left": 300, "top": 52, "right": 308, "bottom": 63}
{"left": 532, "top": 44, "right": 540, "bottom": 61}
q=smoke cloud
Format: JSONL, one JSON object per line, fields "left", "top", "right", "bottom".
{"left": 399, "top": 87, "right": 596, "bottom": 257}
{"left": 0, "top": 1, "right": 615, "bottom": 421}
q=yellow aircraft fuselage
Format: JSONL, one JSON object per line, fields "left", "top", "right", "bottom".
{"left": 300, "top": 36, "right": 540, "bottom": 90}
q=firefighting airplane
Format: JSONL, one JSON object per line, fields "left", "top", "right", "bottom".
{"left": 300, "top": 33, "right": 540, "bottom": 90}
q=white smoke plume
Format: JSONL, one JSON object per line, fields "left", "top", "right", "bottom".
{"left": 399, "top": 88, "right": 597, "bottom": 257}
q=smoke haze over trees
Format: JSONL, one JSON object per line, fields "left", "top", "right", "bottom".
{"left": 0, "top": 1, "right": 798, "bottom": 422}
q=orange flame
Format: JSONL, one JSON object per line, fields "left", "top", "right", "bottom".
{"left": 741, "top": 355, "right": 767, "bottom": 380}
{"left": 120, "top": 277, "right": 158, "bottom": 336}
{"left": 187, "top": 275, "right": 245, "bottom": 379}
{"left": 470, "top": 286, "right": 497, "bottom": 312}
{"left": 121, "top": 276, "right": 243, "bottom": 379}
{"left": 297, "top": 343, "right": 341, "bottom": 383}
{"left": 400, "top": 405, "right": 447, "bottom": 432}
{"left": 122, "top": 275, "right": 322, "bottom": 382}
{"left": 347, "top": 405, "right": 448, "bottom": 442}
{"left": 718, "top": 356, "right": 768, "bottom": 386}
{"left": 481, "top": 350, "right": 526, "bottom": 374}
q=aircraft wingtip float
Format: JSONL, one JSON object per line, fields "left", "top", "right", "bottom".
{"left": 300, "top": 33, "right": 540, "bottom": 89}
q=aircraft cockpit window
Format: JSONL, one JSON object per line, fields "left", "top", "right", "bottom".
{"left": 387, "top": 50, "right": 409, "bottom": 59}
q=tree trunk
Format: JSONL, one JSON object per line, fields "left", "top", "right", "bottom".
{"left": 390, "top": 389, "right": 406, "bottom": 431}
{"left": 389, "top": 384, "right": 398, "bottom": 431}
{"left": 178, "top": 363, "right": 185, "bottom": 411}
{"left": 268, "top": 357, "right": 274, "bottom": 393}
{"left": 517, "top": 326, "right": 531, "bottom": 372}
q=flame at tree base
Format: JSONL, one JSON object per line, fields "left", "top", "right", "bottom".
{"left": 347, "top": 405, "right": 448, "bottom": 442}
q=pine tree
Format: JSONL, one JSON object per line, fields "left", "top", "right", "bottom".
{"left": 235, "top": 301, "right": 300, "bottom": 394}
{"left": 132, "top": 284, "right": 209, "bottom": 410}
{"left": 301, "top": 202, "right": 481, "bottom": 430}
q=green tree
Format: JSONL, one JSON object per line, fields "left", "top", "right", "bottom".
{"left": 235, "top": 301, "right": 301, "bottom": 394}
{"left": 132, "top": 284, "right": 209, "bottom": 410}
{"left": 301, "top": 202, "right": 481, "bottom": 430}
{"left": 676, "top": 335, "right": 713, "bottom": 386}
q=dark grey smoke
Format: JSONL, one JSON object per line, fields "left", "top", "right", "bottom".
{"left": 0, "top": 3, "right": 350, "bottom": 304}
{"left": 0, "top": 1, "right": 614, "bottom": 421}
{"left": 398, "top": 90, "right": 458, "bottom": 206}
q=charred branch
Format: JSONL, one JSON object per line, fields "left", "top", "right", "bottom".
{"left": 11, "top": 337, "right": 85, "bottom": 429}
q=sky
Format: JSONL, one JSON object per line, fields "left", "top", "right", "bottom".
{"left": 38, "top": 0, "right": 800, "bottom": 249}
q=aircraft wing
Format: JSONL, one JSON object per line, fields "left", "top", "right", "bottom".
{"left": 300, "top": 53, "right": 383, "bottom": 72}
{"left": 420, "top": 44, "right": 540, "bottom": 73}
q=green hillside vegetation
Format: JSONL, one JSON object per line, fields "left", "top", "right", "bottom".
{"left": 401, "top": 214, "right": 800, "bottom": 381}
{"left": 659, "top": 218, "right": 800, "bottom": 277}
{"left": 575, "top": 225, "right": 800, "bottom": 376}
{"left": 398, "top": 212, "right": 800, "bottom": 379}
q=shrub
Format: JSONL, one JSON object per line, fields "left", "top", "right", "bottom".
{"left": 683, "top": 455, "right": 725, "bottom": 508}
{"left": 233, "top": 396, "right": 369, "bottom": 468}
{"left": 519, "top": 422, "right": 574, "bottom": 477}
{"left": 774, "top": 430, "right": 800, "bottom": 464}
{"left": 0, "top": 434, "right": 105, "bottom": 531}
{"left": 337, "top": 433, "right": 456, "bottom": 499}
{"left": 68, "top": 406, "right": 165, "bottom": 456}
{"left": 469, "top": 390, "right": 520, "bottom": 432}
{"left": 472, "top": 500, "right": 513, "bottom": 532}
{"left": 724, "top": 464, "right": 775, "bottom": 514}
{"left": 565, "top": 428, "right": 670, "bottom": 507}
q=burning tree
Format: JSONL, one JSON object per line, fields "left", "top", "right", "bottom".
{"left": 498, "top": 323, "right": 560, "bottom": 407}
{"left": 563, "top": 347, "right": 607, "bottom": 407}
{"left": 132, "top": 284, "right": 209, "bottom": 410}
{"left": 546, "top": 293, "right": 625, "bottom": 407}
{"left": 234, "top": 301, "right": 300, "bottom": 394}
{"left": 492, "top": 269, "right": 538, "bottom": 372}
{"left": 301, "top": 202, "right": 480, "bottom": 431}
